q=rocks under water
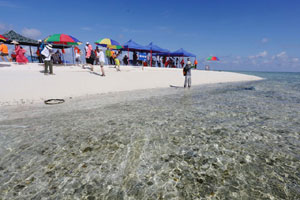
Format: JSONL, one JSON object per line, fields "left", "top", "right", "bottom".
{"left": 0, "top": 72, "right": 300, "bottom": 199}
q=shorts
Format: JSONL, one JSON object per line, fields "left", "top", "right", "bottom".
{"left": 100, "top": 61, "right": 105, "bottom": 66}
{"left": 86, "top": 57, "right": 94, "bottom": 65}
{"left": 1, "top": 53, "right": 8, "bottom": 56}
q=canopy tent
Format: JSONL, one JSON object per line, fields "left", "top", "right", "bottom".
{"left": 171, "top": 48, "right": 196, "bottom": 57}
{"left": 153, "top": 48, "right": 196, "bottom": 57}
{"left": 145, "top": 42, "right": 169, "bottom": 53}
{"left": 2, "top": 30, "right": 71, "bottom": 49}
{"left": 2, "top": 30, "right": 38, "bottom": 46}
{"left": 123, "top": 39, "right": 149, "bottom": 51}
{"left": 145, "top": 42, "right": 169, "bottom": 66}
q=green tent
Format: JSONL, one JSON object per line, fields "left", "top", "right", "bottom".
{"left": 2, "top": 30, "right": 38, "bottom": 46}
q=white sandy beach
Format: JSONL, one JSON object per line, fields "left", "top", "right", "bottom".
{"left": 0, "top": 62, "right": 263, "bottom": 105}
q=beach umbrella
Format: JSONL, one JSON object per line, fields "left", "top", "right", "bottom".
{"left": 44, "top": 34, "right": 81, "bottom": 64}
{"left": 0, "top": 34, "right": 8, "bottom": 42}
{"left": 95, "top": 38, "right": 123, "bottom": 49}
{"left": 206, "top": 56, "right": 219, "bottom": 61}
{"left": 44, "top": 34, "right": 81, "bottom": 45}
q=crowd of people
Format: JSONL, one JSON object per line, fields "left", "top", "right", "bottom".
{"left": 1, "top": 40, "right": 200, "bottom": 87}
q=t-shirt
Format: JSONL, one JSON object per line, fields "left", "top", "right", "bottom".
{"left": 0, "top": 44, "right": 8, "bottom": 54}
{"left": 115, "top": 58, "right": 120, "bottom": 65}
{"left": 99, "top": 51, "right": 105, "bottom": 63}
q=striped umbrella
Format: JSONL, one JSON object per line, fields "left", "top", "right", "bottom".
{"left": 44, "top": 34, "right": 81, "bottom": 45}
{"left": 207, "top": 56, "right": 219, "bottom": 61}
{"left": 0, "top": 34, "right": 8, "bottom": 42}
{"left": 95, "top": 38, "right": 123, "bottom": 49}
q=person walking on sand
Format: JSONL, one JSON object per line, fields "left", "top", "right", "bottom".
{"left": 183, "top": 58, "right": 195, "bottom": 88}
{"left": 41, "top": 44, "right": 54, "bottom": 75}
{"left": 114, "top": 54, "right": 121, "bottom": 71}
{"left": 98, "top": 48, "right": 106, "bottom": 76}
{"left": 85, "top": 42, "right": 94, "bottom": 70}
{"left": 0, "top": 41, "right": 11, "bottom": 62}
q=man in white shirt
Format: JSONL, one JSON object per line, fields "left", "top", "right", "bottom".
{"left": 41, "top": 44, "right": 54, "bottom": 75}
{"left": 98, "top": 48, "right": 105, "bottom": 76}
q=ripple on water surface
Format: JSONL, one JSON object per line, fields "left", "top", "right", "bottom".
{"left": 0, "top": 72, "right": 300, "bottom": 199}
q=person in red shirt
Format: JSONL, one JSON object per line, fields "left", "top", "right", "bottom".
{"left": 194, "top": 59, "right": 198, "bottom": 68}
{"left": 180, "top": 58, "right": 185, "bottom": 68}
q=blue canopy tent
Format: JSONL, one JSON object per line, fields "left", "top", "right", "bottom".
{"left": 145, "top": 42, "right": 169, "bottom": 66}
{"left": 123, "top": 39, "right": 149, "bottom": 51}
{"left": 154, "top": 48, "right": 196, "bottom": 57}
{"left": 122, "top": 39, "right": 149, "bottom": 65}
{"left": 171, "top": 48, "right": 196, "bottom": 57}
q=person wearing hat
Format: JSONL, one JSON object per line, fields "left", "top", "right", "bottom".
{"left": 183, "top": 58, "right": 196, "bottom": 88}
{"left": 0, "top": 41, "right": 11, "bottom": 62}
{"left": 12, "top": 41, "right": 28, "bottom": 64}
{"left": 41, "top": 44, "right": 54, "bottom": 75}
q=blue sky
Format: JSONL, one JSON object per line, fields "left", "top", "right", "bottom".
{"left": 1, "top": 0, "right": 300, "bottom": 72}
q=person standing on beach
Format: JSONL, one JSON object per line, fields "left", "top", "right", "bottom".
{"left": 0, "top": 42, "right": 11, "bottom": 62}
{"left": 97, "top": 48, "right": 106, "bottom": 76}
{"left": 180, "top": 58, "right": 185, "bottom": 68}
{"left": 74, "top": 46, "right": 82, "bottom": 66}
{"left": 105, "top": 48, "right": 111, "bottom": 65}
{"left": 37, "top": 40, "right": 45, "bottom": 63}
{"left": 133, "top": 51, "right": 137, "bottom": 66}
{"left": 41, "top": 44, "right": 54, "bottom": 75}
{"left": 183, "top": 58, "right": 195, "bottom": 88}
{"left": 123, "top": 55, "right": 128, "bottom": 65}
{"left": 85, "top": 42, "right": 94, "bottom": 70}
{"left": 194, "top": 59, "right": 198, "bottom": 68}
{"left": 110, "top": 49, "right": 115, "bottom": 65}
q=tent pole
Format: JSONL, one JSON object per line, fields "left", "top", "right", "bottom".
{"left": 150, "top": 49, "right": 152, "bottom": 67}
{"left": 72, "top": 46, "right": 74, "bottom": 64}
{"left": 127, "top": 47, "right": 129, "bottom": 65}
{"left": 29, "top": 46, "right": 33, "bottom": 63}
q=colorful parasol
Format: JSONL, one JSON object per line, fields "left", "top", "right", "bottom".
{"left": 0, "top": 34, "right": 8, "bottom": 42}
{"left": 44, "top": 34, "right": 81, "bottom": 45}
{"left": 95, "top": 38, "right": 123, "bottom": 49}
{"left": 207, "top": 56, "right": 219, "bottom": 61}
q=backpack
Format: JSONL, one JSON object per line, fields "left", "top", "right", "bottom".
{"left": 183, "top": 67, "right": 187, "bottom": 76}
{"left": 90, "top": 50, "right": 96, "bottom": 59}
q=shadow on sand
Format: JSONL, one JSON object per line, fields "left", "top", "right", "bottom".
{"left": 0, "top": 63, "right": 11, "bottom": 67}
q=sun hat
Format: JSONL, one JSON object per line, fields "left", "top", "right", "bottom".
{"left": 46, "top": 44, "right": 53, "bottom": 49}
{"left": 86, "top": 42, "right": 89, "bottom": 45}
{"left": 11, "top": 40, "right": 19, "bottom": 44}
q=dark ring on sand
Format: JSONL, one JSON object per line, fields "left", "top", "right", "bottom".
{"left": 44, "top": 99, "right": 65, "bottom": 105}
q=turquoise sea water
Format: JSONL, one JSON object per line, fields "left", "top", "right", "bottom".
{"left": 0, "top": 72, "right": 299, "bottom": 199}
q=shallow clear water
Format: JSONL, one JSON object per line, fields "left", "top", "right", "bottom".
{"left": 0, "top": 72, "right": 299, "bottom": 199}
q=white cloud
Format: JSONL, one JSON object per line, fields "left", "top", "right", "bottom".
{"left": 258, "top": 51, "right": 268, "bottom": 57}
{"left": 261, "top": 37, "right": 269, "bottom": 44}
{"left": 248, "top": 50, "right": 268, "bottom": 59}
{"left": 276, "top": 51, "right": 286, "bottom": 58}
{"left": 292, "top": 58, "right": 299, "bottom": 62}
{"left": 272, "top": 51, "right": 287, "bottom": 60}
{"left": 22, "top": 28, "right": 41, "bottom": 39}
